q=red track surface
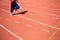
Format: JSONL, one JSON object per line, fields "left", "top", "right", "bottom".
{"left": 0, "top": 0, "right": 60, "bottom": 40}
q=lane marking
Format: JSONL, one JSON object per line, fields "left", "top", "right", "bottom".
{"left": 14, "top": 21, "right": 20, "bottom": 24}
{"left": 0, "top": 8, "right": 60, "bottom": 30}
{"left": 40, "top": 15, "right": 45, "bottom": 18}
{"left": 0, "top": 4, "right": 60, "bottom": 17}
{"left": 48, "top": 30, "right": 58, "bottom": 40}
{"left": 48, "top": 20, "right": 60, "bottom": 40}
{"left": 40, "top": 29, "right": 50, "bottom": 33}
{"left": 19, "top": 6, "right": 60, "bottom": 17}
{"left": 0, "top": 1, "right": 60, "bottom": 39}
{"left": 56, "top": 17, "right": 60, "bottom": 20}
{"left": 5, "top": 18, "right": 10, "bottom": 21}
{"left": 0, "top": 24, "right": 23, "bottom": 40}
{"left": 16, "top": 15, "right": 60, "bottom": 30}
{"left": 28, "top": 14, "right": 34, "bottom": 15}
{"left": 0, "top": 1, "right": 60, "bottom": 10}
{"left": 26, "top": 24, "right": 32, "bottom": 27}
{"left": 21, "top": 2, "right": 60, "bottom": 10}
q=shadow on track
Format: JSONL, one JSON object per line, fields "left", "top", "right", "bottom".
{"left": 13, "top": 11, "right": 28, "bottom": 15}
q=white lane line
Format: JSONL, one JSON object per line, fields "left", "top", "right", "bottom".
{"left": 0, "top": 1, "right": 60, "bottom": 10}
{"left": 5, "top": 18, "right": 10, "bottom": 21}
{"left": 28, "top": 14, "right": 34, "bottom": 15}
{"left": 23, "top": 3, "right": 60, "bottom": 10}
{"left": 40, "top": 29, "right": 50, "bottom": 33}
{"left": 22, "top": 7, "right": 60, "bottom": 17}
{"left": 16, "top": 15, "right": 60, "bottom": 30}
{"left": 26, "top": 24, "right": 32, "bottom": 27}
{"left": 14, "top": 21, "right": 20, "bottom": 24}
{"left": 55, "top": 17, "right": 60, "bottom": 20}
{"left": 53, "top": 17, "right": 60, "bottom": 21}
{"left": 0, "top": 24, "right": 23, "bottom": 40}
{"left": 0, "top": 6, "right": 60, "bottom": 17}
{"left": 40, "top": 15, "right": 45, "bottom": 18}
{"left": 0, "top": 8, "right": 60, "bottom": 30}
{"left": 5, "top": 18, "right": 21, "bottom": 24}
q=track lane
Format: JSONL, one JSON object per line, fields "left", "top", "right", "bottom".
{"left": 0, "top": 0, "right": 60, "bottom": 40}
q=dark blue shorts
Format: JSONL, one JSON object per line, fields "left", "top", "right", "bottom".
{"left": 10, "top": 1, "right": 20, "bottom": 13}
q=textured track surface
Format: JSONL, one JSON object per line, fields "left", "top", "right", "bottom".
{"left": 0, "top": 0, "right": 60, "bottom": 40}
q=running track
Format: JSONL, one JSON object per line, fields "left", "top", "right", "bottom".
{"left": 0, "top": 0, "right": 60, "bottom": 40}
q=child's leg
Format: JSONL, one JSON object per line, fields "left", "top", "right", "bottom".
{"left": 15, "top": 4, "right": 20, "bottom": 11}
{"left": 11, "top": 8, "right": 14, "bottom": 13}
{"left": 10, "top": 3, "right": 14, "bottom": 13}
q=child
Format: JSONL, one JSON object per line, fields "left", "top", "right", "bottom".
{"left": 10, "top": 0, "right": 19, "bottom": 15}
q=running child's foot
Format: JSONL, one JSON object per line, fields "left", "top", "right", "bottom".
{"left": 10, "top": 13, "right": 12, "bottom": 15}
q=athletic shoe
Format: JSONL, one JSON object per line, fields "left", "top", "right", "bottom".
{"left": 10, "top": 13, "right": 12, "bottom": 15}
